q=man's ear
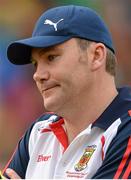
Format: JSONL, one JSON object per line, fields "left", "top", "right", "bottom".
{"left": 89, "top": 43, "right": 107, "bottom": 71}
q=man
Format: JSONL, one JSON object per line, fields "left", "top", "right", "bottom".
{"left": 3, "top": 5, "right": 131, "bottom": 179}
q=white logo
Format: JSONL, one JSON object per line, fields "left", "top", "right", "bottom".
{"left": 37, "top": 115, "right": 58, "bottom": 132}
{"left": 44, "top": 18, "right": 64, "bottom": 31}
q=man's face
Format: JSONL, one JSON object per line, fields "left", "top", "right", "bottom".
{"left": 31, "top": 38, "right": 93, "bottom": 115}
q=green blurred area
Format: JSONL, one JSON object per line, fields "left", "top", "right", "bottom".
{"left": 55, "top": 0, "right": 103, "bottom": 13}
{"left": 56, "top": 0, "right": 98, "bottom": 7}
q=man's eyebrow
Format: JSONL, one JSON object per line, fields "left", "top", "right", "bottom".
{"left": 30, "top": 46, "right": 62, "bottom": 63}
{"left": 39, "top": 46, "right": 62, "bottom": 55}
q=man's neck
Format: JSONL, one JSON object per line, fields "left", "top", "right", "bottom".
{"left": 61, "top": 82, "right": 118, "bottom": 144}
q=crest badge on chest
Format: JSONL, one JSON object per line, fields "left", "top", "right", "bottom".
{"left": 74, "top": 145, "right": 97, "bottom": 171}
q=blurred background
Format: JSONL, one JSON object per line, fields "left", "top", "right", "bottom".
{"left": 0, "top": 0, "right": 131, "bottom": 169}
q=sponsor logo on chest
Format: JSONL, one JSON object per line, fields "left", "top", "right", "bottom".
{"left": 37, "top": 154, "right": 51, "bottom": 162}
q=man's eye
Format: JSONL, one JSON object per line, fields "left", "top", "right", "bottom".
{"left": 48, "top": 55, "right": 57, "bottom": 61}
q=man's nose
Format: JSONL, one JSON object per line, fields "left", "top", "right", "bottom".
{"left": 33, "top": 65, "right": 50, "bottom": 83}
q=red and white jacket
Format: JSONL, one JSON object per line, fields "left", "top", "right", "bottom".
{"left": 3, "top": 87, "right": 131, "bottom": 179}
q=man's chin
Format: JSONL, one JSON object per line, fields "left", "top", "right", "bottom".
{"left": 43, "top": 94, "right": 65, "bottom": 114}
{"left": 44, "top": 100, "right": 59, "bottom": 113}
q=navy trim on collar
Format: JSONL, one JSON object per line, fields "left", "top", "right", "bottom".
{"left": 92, "top": 86, "right": 131, "bottom": 130}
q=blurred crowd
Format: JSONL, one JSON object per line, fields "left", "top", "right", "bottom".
{"left": 0, "top": 0, "right": 131, "bottom": 169}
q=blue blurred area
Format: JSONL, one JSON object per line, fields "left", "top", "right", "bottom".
{"left": 0, "top": 28, "right": 21, "bottom": 97}
{"left": 0, "top": 0, "right": 131, "bottom": 169}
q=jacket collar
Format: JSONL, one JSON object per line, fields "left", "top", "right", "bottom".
{"left": 92, "top": 86, "right": 131, "bottom": 130}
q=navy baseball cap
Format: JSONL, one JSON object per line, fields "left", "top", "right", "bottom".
{"left": 7, "top": 5, "right": 115, "bottom": 65}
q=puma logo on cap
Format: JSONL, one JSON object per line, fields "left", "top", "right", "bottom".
{"left": 44, "top": 19, "right": 64, "bottom": 31}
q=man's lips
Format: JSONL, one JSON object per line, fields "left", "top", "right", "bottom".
{"left": 41, "top": 85, "right": 59, "bottom": 93}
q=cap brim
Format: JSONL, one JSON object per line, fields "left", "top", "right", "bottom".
{"left": 7, "top": 36, "right": 71, "bottom": 65}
